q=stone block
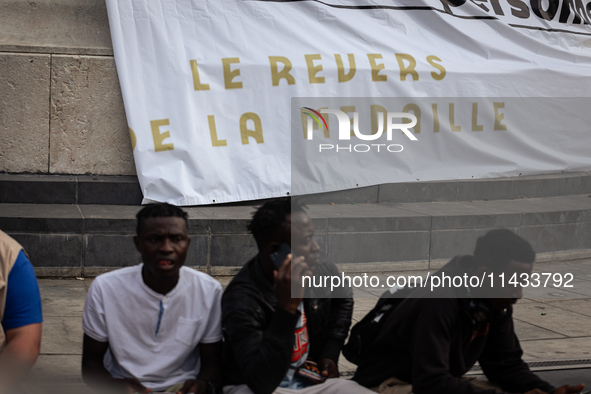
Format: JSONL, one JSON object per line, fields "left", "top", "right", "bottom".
{"left": 8, "top": 233, "right": 82, "bottom": 267}
{"left": 429, "top": 228, "right": 518, "bottom": 261}
{"left": 431, "top": 213, "right": 521, "bottom": 230}
{"left": 0, "top": 174, "right": 77, "bottom": 204}
{"left": 186, "top": 235, "right": 209, "bottom": 267}
{"left": 0, "top": 53, "right": 50, "bottom": 173}
{"left": 301, "top": 186, "right": 379, "bottom": 204}
{"left": 379, "top": 181, "right": 458, "bottom": 203}
{"left": 516, "top": 176, "right": 581, "bottom": 199}
{"left": 83, "top": 235, "right": 140, "bottom": 267}
{"left": 327, "top": 231, "right": 430, "bottom": 264}
{"left": 310, "top": 218, "right": 328, "bottom": 233}
{"left": 519, "top": 222, "right": 591, "bottom": 254}
{"left": 79, "top": 205, "right": 140, "bottom": 234}
{"left": 78, "top": 175, "right": 143, "bottom": 205}
{"left": 0, "top": 203, "right": 83, "bottom": 233}
{"left": 521, "top": 209, "right": 591, "bottom": 226}
{"left": 210, "top": 234, "right": 257, "bottom": 267}
{"left": 211, "top": 219, "right": 251, "bottom": 234}
{"left": 457, "top": 179, "right": 516, "bottom": 201}
{"left": 582, "top": 175, "right": 591, "bottom": 194}
{"left": 0, "top": 0, "right": 112, "bottom": 52}
{"left": 49, "top": 55, "right": 134, "bottom": 175}
{"left": 328, "top": 215, "right": 430, "bottom": 232}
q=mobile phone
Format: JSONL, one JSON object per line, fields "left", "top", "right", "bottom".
{"left": 270, "top": 242, "right": 291, "bottom": 270}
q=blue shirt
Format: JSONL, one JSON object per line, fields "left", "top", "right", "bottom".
{"left": 2, "top": 250, "right": 43, "bottom": 331}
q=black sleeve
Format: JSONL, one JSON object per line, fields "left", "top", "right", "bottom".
{"left": 318, "top": 262, "right": 354, "bottom": 362}
{"left": 409, "top": 298, "right": 506, "bottom": 394}
{"left": 320, "top": 296, "right": 354, "bottom": 362}
{"left": 222, "top": 290, "right": 298, "bottom": 394}
{"left": 479, "top": 308, "right": 556, "bottom": 394}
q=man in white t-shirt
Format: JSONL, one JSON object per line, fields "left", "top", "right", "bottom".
{"left": 82, "top": 203, "right": 222, "bottom": 394}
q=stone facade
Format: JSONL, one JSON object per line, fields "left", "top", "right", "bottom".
{"left": 0, "top": 0, "right": 135, "bottom": 175}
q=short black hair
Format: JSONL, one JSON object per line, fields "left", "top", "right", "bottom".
{"left": 136, "top": 203, "right": 189, "bottom": 236}
{"left": 473, "top": 229, "right": 535, "bottom": 268}
{"left": 247, "top": 197, "right": 307, "bottom": 247}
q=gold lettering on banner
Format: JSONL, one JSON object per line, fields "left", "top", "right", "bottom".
{"left": 494, "top": 102, "right": 507, "bottom": 130}
{"left": 402, "top": 103, "right": 421, "bottom": 134}
{"left": 190, "top": 60, "right": 210, "bottom": 91}
{"left": 222, "top": 57, "right": 243, "bottom": 89}
{"left": 335, "top": 54, "right": 356, "bottom": 83}
{"left": 305, "top": 54, "right": 325, "bottom": 84}
{"left": 449, "top": 103, "right": 461, "bottom": 132}
{"left": 367, "top": 54, "right": 387, "bottom": 82}
{"left": 151, "top": 119, "right": 174, "bottom": 152}
{"left": 340, "top": 106, "right": 356, "bottom": 136}
{"left": 129, "top": 127, "right": 137, "bottom": 150}
{"left": 395, "top": 54, "right": 419, "bottom": 81}
{"left": 240, "top": 112, "right": 264, "bottom": 144}
{"left": 371, "top": 105, "right": 387, "bottom": 135}
{"left": 472, "top": 103, "right": 484, "bottom": 132}
{"left": 426, "top": 56, "right": 446, "bottom": 81}
{"left": 269, "top": 56, "right": 296, "bottom": 86}
{"left": 432, "top": 104, "right": 440, "bottom": 133}
{"left": 208, "top": 115, "right": 227, "bottom": 147}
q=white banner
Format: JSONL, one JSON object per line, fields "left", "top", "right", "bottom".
{"left": 105, "top": 0, "right": 591, "bottom": 205}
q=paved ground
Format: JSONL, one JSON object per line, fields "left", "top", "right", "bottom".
{"left": 30, "top": 259, "right": 591, "bottom": 392}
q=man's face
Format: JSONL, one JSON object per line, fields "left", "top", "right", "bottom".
{"left": 290, "top": 211, "right": 321, "bottom": 268}
{"left": 486, "top": 259, "right": 533, "bottom": 311}
{"left": 134, "top": 216, "right": 190, "bottom": 279}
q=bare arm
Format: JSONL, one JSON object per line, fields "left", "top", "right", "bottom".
{"left": 0, "top": 322, "right": 42, "bottom": 393}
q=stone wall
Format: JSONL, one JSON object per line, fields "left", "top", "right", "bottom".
{"left": 0, "top": 0, "right": 135, "bottom": 175}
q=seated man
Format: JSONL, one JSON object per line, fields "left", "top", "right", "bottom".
{"left": 222, "top": 197, "right": 374, "bottom": 394}
{"left": 0, "top": 230, "right": 43, "bottom": 393}
{"left": 82, "top": 203, "right": 222, "bottom": 394}
{"left": 353, "top": 229, "right": 584, "bottom": 394}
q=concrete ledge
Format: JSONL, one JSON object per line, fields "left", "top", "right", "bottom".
{"left": 0, "top": 175, "right": 142, "bottom": 205}
{"left": 5, "top": 194, "right": 590, "bottom": 274}
{"left": 0, "top": 44, "right": 113, "bottom": 57}
{"left": 34, "top": 249, "right": 591, "bottom": 278}
{"left": 0, "top": 0, "right": 112, "bottom": 52}
{"left": 2, "top": 172, "right": 590, "bottom": 205}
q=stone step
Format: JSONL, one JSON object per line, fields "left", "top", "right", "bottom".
{"left": 1, "top": 194, "right": 590, "bottom": 277}
{"left": 2, "top": 172, "right": 590, "bottom": 205}
{"left": 0, "top": 174, "right": 143, "bottom": 205}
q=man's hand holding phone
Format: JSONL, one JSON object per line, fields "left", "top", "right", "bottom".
{"left": 272, "top": 244, "right": 311, "bottom": 315}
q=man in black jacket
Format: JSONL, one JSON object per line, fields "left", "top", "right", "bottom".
{"left": 221, "top": 197, "right": 374, "bottom": 394}
{"left": 353, "top": 229, "right": 584, "bottom": 394}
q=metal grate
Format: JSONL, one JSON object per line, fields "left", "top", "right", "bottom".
{"left": 341, "top": 359, "right": 591, "bottom": 377}
{"left": 468, "top": 358, "right": 591, "bottom": 374}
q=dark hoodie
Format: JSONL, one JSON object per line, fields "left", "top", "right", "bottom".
{"left": 353, "top": 255, "right": 555, "bottom": 394}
